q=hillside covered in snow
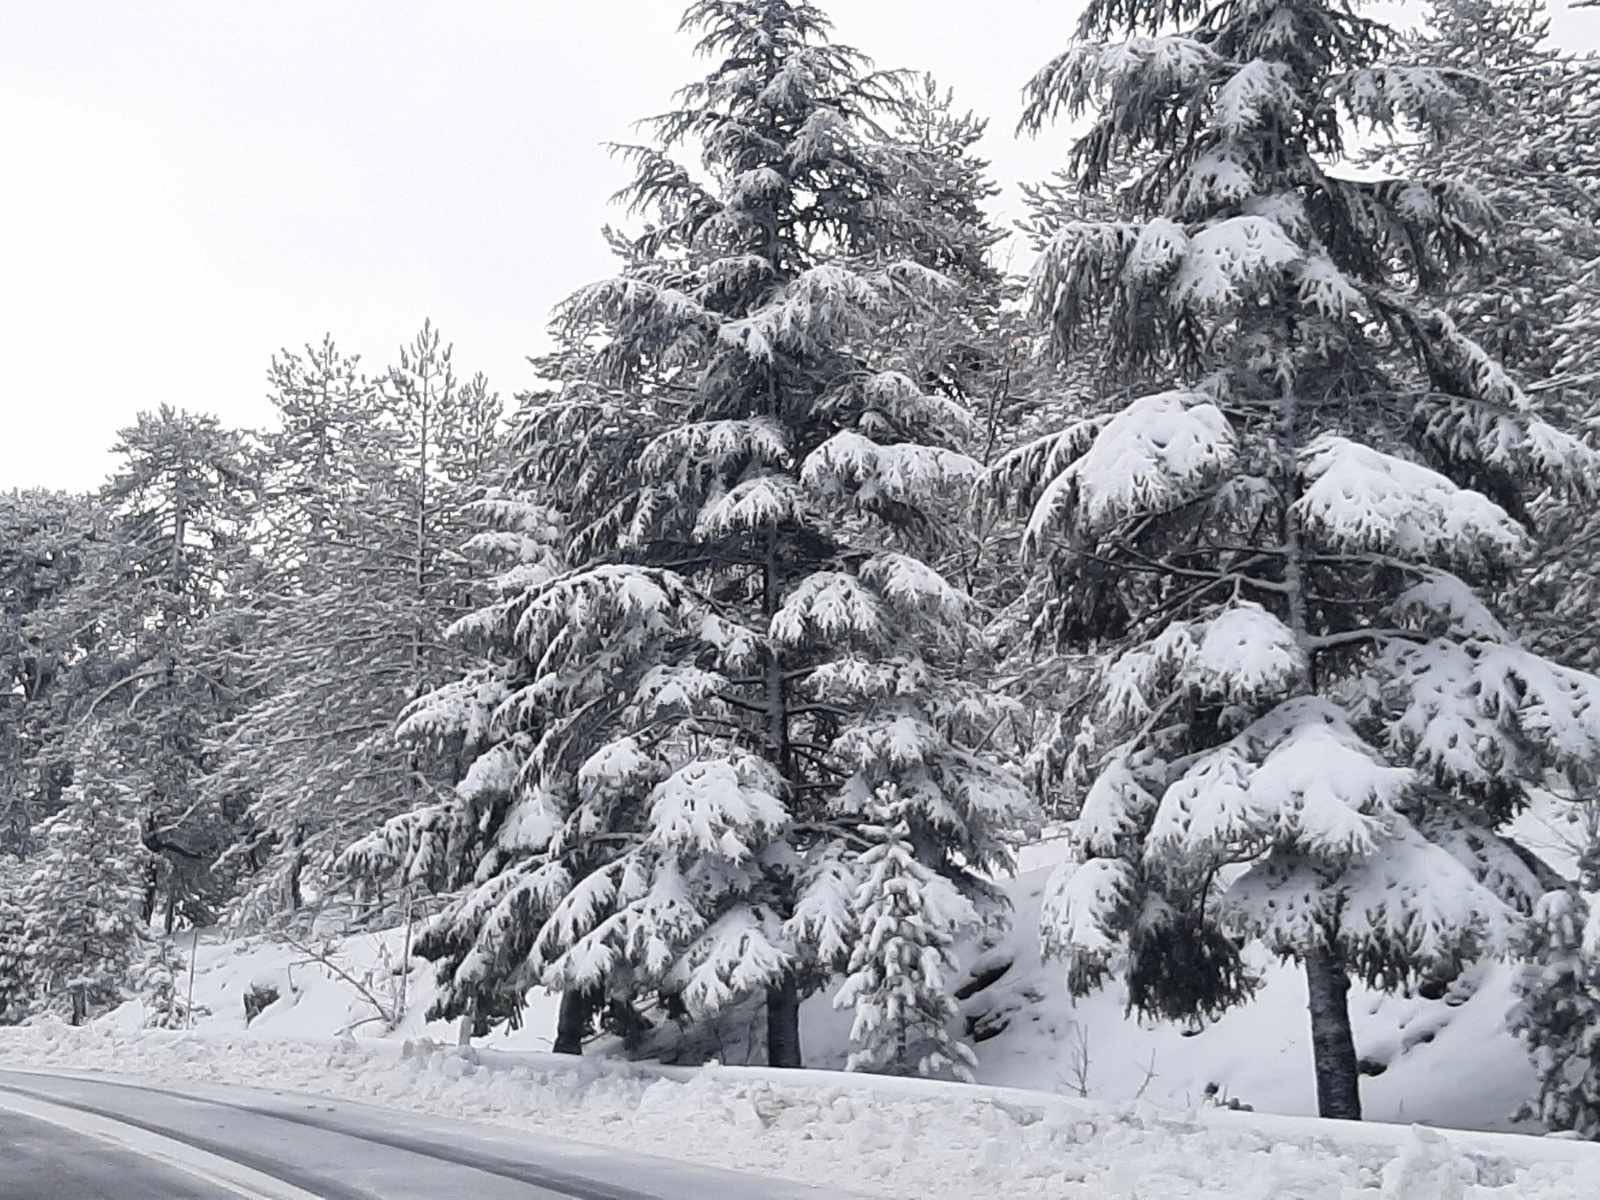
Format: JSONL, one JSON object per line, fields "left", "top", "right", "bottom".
{"left": 89, "top": 853, "right": 1547, "bottom": 1138}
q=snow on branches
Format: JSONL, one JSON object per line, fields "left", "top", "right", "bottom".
{"left": 834, "top": 788, "right": 980, "bottom": 1082}
{"left": 1004, "top": 0, "right": 1600, "bottom": 1120}
{"left": 1294, "top": 435, "right": 1527, "bottom": 567}
{"left": 1020, "top": 390, "right": 1235, "bottom": 546}
{"left": 338, "top": 0, "right": 1033, "bottom": 1073}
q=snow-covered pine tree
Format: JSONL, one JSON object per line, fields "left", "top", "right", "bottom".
{"left": 0, "top": 488, "right": 96, "bottom": 853}
{"left": 1510, "top": 839, "right": 1600, "bottom": 1136}
{"left": 1390, "top": 0, "right": 1600, "bottom": 673}
{"left": 32, "top": 407, "right": 260, "bottom": 928}
{"left": 0, "top": 861, "right": 27, "bottom": 1025}
{"left": 207, "top": 337, "right": 387, "bottom": 919}
{"left": 217, "top": 328, "right": 503, "bottom": 924}
{"left": 990, "top": 162, "right": 1160, "bottom": 822}
{"left": 1393, "top": 0, "right": 1600, "bottom": 391}
{"left": 989, "top": 0, "right": 1600, "bottom": 1118}
{"left": 137, "top": 939, "right": 202, "bottom": 1030}
{"left": 834, "top": 784, "right": 978, "bottom": 1081}
{"left": 336, "top": 478, "right": 565, "bottom": 1035}
{"left": 1389, "top": 3, "right": 1600, "bottom": 1137}
{"left": 343, "top": 0, "right": 1032, "bottom": 1071}
{"left": 20, "top": 726, "right": 150, "bottom": 1022}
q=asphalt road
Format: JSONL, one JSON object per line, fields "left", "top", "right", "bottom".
{"left": 0, "top": 1103, "right": 229, "bottom": 1199}
{"left": 0, "top": 1068, "right": 846, "bottom": 1200}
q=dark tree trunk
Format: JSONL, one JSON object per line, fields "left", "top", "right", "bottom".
{"left": 1304, "top": 943, "right": 1362, "bottom": 1120}
{"left": 765, "top": 974, "right": 803, "bottom": 1068}
{"left": 553, "top": 988, "right": 590, "bottom": 1056}
{"left": 141, "top": 866, "right": 159, "bottom": 925}
{"left": 287, "top": 850, "right": 305, "bottom": 912}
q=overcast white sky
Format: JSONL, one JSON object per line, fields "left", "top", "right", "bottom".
{"left": 3, "top": 1, "right": 1597, "bottom": 490}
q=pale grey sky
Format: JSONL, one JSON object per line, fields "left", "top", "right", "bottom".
{"left": 3, "top": 1, "right": 1597, "bottom": 490}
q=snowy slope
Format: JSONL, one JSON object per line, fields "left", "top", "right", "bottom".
{"left": 3, "top": 848, "right": 1583, "bottom": 1196}
{"left": 103, "top": 921, "right": 565, "bottom": 1051}
{"left": 101, "top": 845, "right": 1543, "bottom": 1135}
{"left": 663, "top": 835, "right": 1544, "bottom": 1133}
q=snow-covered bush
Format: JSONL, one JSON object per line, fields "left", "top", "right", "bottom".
{"left": 138, "top": 940, "right": 206, "bottom": 1030}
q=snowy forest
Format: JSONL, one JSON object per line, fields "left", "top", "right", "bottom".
{"left": 6, "top": 0, "right": 1600, "bottom": 1144}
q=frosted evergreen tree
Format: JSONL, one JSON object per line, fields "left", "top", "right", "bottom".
{"left": 0, "top": 488, "right": 95, "bottom": 853}
{"left": 989, "top": 0, "right": 1600, "bottom": 1118}
{"left": 208, "top": 337, "right": 387, "bottom": 918}
{"left": 137, "top": 940, "right": 202, "bottom": 1030}
{"left": 990, "top": 165, "right": 1156, "bottom": 821}
{"left": 337, "top": 481, "right": 565, "bottom": 1035}
{"left": 834, "top": 785, "right": 978, "bottom": 1081}
{"left": 1392, "top": 0, "right": 1600, "bottom": 673}
{"left": 1388, "top": 0, "right": 1600, "bottom": 1136}
{"left": 1509, "top": 839, "right": 1600, "bottom": 1136}
{"left": 1393, "top": 0, "right": 1600, "bottom": 390}
{"left": 344, "top": 0, "right": 1032, "bottom": 1069}
{"left": 217, "top": 328, "right": 503, "bottom": 924}
{"left": 0, "top": 863, "right": 27, "bottom": 1025}
{"left": 20, "top": 728, "right": 150, "bottom": 1022}
{"left": 32, "top": 407, "right": 260, "bottom": 928}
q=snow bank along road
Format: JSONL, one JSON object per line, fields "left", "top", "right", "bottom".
{"left": 0, "top": 1069, "right": 846, "bottom": 1199}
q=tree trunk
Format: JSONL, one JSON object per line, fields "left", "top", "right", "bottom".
{"left": 286, "top": 827, "right": 306, "bottom": 912}
{"left": 287, "top": 852, "right": 305, "bottom": 911}
{"left": 1304, "top": 943, "right": 1362, "bottom": 1120}
{"left": 554, "top": 988, "right": 589, "bottom": 1056}
{"left": 765, "top": 974, "right": 803, "bottom": 1068}
{"left": 141, "top": 866, "right": 159, "bottom": 925}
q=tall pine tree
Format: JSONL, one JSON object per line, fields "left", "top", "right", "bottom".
{"left": 989, "top": 0, "right": 1600, "bottom": 1118}
{"left": 0, "top": 488, "right": 96, "bottom": 853}
{"left": 344, "top": 1, "right": 1031, "bottom": 1071}
{"left": 19, "top": 725, "right": 151, "bottom": 1022}
{"left": 217, "top": 329, "right": 503, "bottom": 923}
{"left": 35, "top": 407, "right": 259, "bottom": 928}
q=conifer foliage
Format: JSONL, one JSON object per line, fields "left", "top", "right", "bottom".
{"left": 1510, "top": 842, "right": 1600, "bottom": 1137}
{"left": 18, "top": 728, "right": 150, "bottom": 1023}
{"left": 1393, "top": 0, "right": 1600, "bottom": 673}
{"left": 216, "top": 328, "right": 503, "bottom": 924}
{"left": 0, "top": 488, "right": 94, "bottom": 853}
{"left": 343, "top": 0, "right": 1031, "bottom": 1073}
{"left": 834, "top": 785, "right": 978, "bottom": 1081}
{"left": 991, "top": 0, "right": 1600, "bottom": 1118}
{"left": 36, "top": 407, "right": 259, "bottom": 929}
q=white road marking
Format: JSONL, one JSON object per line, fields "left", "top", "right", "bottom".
{"left": 0, "top": 1087, "right": 326, "bottom": 1200}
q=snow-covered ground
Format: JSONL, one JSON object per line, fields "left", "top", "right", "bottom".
{"left": 1, "top": 1020, "right": 1594, "bottom": 1198}
{"left": 105, "top": 839, "right": 1544, "bottom": 1132}
{"left": 1, "top": 846, "right": 1587, "bottom": 1196}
